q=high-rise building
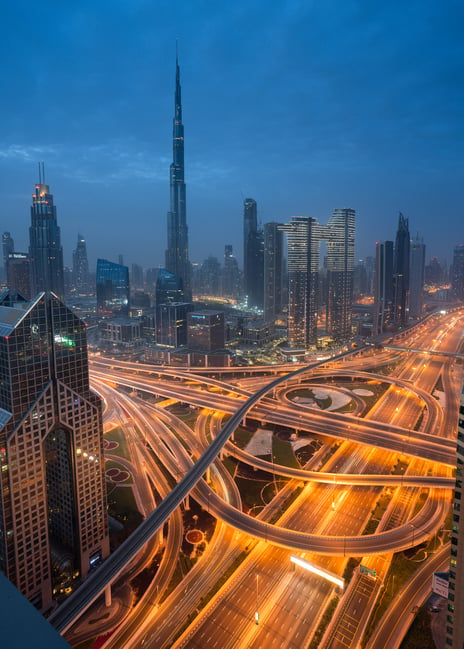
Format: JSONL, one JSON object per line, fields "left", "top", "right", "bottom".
{"left": 280, "top": 209, "right": 355, "bottom": 348}
{"left": 131, "top": 264, "right": 144, "bottom": 290}
{"left": 425, "top": 257, "right": 444, "bottom": 286}
{"left": 324, "top": 208, "right": 355, "bottom": 340}
{"left": 373, "top": 241, "right": 394, "bottom": 335}
{"left": 409, "top": 236, "right": 426, "bottom": 318}
{"left": 155, "top": 268, "right": 184, "bottom": 305}
{"left": 2, "top": 232, "right": 14, "bottom": 276}
{"left": 223, "top": 245, "right": 240, "bottom": 298}
{"left": 279, "top": 217, "right": 320, "bottom": 347}
{"left": 0, "top": 290, "right": 109, "bottom": 609}
{"left": 72, "top": 234, "right": 90, "bottom": 294}
{"left": 165, "top": 51, "right": 191, "bottom": 300}
{"left": 243, "top": 198, "right": 264, "bottom": 309}
{"left": 29, "top": 165, "right": 65, "bottom": 301}
{"left": 6, "top": 252, "right": 31, "bottom": 299}
{"left": 187, "top": 311, "right": 225, "bottom": 352}
{"left": 156, "top": 302, "right": 192, "bottom": 347}
{"left": 197, "top": 256, "right": 221, "bottom": 296}
{"left": 393, "top": 212, "right": 410, "bottom": 326}
{"left": 447, "top": 382, "right": 464, "bottom": 648}
{"left": 451, "top": 245, "right": 464, "bottom": 301}
{"left": 96, "top": 259, "right": 130, "bottom": 318}
{"left": 263, "top": 222, "right": 283, "bottom": 323}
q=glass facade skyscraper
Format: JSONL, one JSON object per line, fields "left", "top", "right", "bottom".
{"left": 96, "top": 259, "right": 130, "bottom": 317}
{"left": 0, "top": 290, "right": 109, "bottom": 609}
{"left": 393, "top": 212, "right": 410, "bottom": 326}
{"left": 374, "top": 241, "right": 394, "bottom": 335}
{"left": 29, "top": 167, "right": 65, "bottom": 301}
{"left": 279, "top": 217, "right": 320, "bottom": 347}
{"left": 72, "top": 233, "right": 90, "bottom": 294}
{"left": 324, "top": 208, "right": 356, "bottom": 340}
{"left": 243, "top": 198, "right": 264, "bottom": 309}
{"left": 280, "top": 209, "right": 355, "bottom": 347}
{"left": 264, "top": 222, "right": 283, "bottom": 323}
{"left": 166, "top": 52, "right": 191, "bottom": 300}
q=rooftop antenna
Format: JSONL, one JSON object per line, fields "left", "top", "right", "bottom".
{"left": 38, "top": 162, "right": 41, "bottom": 184}
{"left": 42, "top": 162, "right": 45, "bottom": 185}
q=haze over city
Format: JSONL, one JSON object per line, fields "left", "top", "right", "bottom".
{"left": 1, "top": 0, "right": 462, "bottom": 269}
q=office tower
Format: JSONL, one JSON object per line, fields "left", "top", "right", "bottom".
{"left": 96, "top": 259, "right": 130, "bottom": 317}
{"left": 279, "top": 217, "right": 320, "bottom": 347}
{"left": 393, "top": 212, "right": 410, "bottom": 326}
{"left": 425, "top": 257, "right": 443, "bottom": 286}
{"left": 198, "top": 256, "right": 221, "bottom": 296}
{"left": 155, "top": 268, "right": 184, "bottom": 305}
{"left": 29, "top": 165, "right": 65, "bottom": 301}
{"left": 165, "top": 51, "right": 191, "bottom": 300}
{"left": 0, "top": 290, "right": 109, "bottom": 609}
{"left": 223, "top": 245, "right": 241, "bottom": 298}
{"left": 374, "top": 241, "right": 394, "bottom": 334}
{"left": 451, "top": 245, "right": 464, "bottom": 301}
{"left": 243, "top": 198, "right": 264, "bottom": 309}
{"left": 2, "top": 232, "right": 14, "bottom": 275}
{"left": 72, "top": 234, "right": 90, "bottom": 294}
{"left": 447, "top": 382, "right": 464, "bottom": 648}
{"left": 409, "top": 236, "right": 426, "bottom": 318}
{"left": 187, "top": 311, "right": 225, "bottom": 352}
{"left": 6, "top": 252, "right": 31, "bottom": 299}
{"left": 156, "top": 302, "right": 192, "bottom": 347}
{"left": 324, "top": 208, "right": 355, "bottom": 340}
{"left": 264, "top": 222, "right": 283, "bottom": 323}
{"left": 131, "top": 263, "right": 144, "bottom": 290}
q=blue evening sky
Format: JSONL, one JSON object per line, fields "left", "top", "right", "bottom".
{"left": 1, "top": 1, "right": 462, "bottom": 271}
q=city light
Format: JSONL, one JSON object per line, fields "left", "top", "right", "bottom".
{"left": 290, "top": 556, "right": 345, "bottom": 589}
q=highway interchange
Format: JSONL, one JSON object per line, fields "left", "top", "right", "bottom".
{"left": 51, "top": 308, "right": 464, "bottom": 648}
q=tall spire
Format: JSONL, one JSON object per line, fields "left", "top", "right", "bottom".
{"left": 165, "top": 45, "right": 191, "bottom": 300}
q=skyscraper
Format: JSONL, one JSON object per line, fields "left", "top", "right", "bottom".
{"left": 96, "top": 259, "right": 130, "bottom": 317}
{"left": 409, "top": 236, "right": 426, "bottom": 319}
{"left": 373, "top": 241, "right": 394, "bottom": 335}
{"left": 264, "top": 222, "right": 283, "bottom": 323}
{"left": 155, "top": 268, "right": 184, "bottom": 305}
{"left": 29, "top": 165, "right": 65, "bottom": 301}
{"left": 451, "top": 244, "right": 464, "bottom": 301}
{"left": 324, "top": 208, "right": 355, "bottom": 340}
{"left": 447, "top": 382, "right": 464, "bottom": 648}
{"left": 6, "top": 252, "right": 31, "bottom": 299}
{"left": 2, "top": 232, "right": 14, "bottom": 276}
{"left": 72, "top": 234, "right": 90, "bottom": 294}
{"left": 243, "top": 198, "right": 264, "bottom": 309}
{"left": 279, "top": 217, "right": 320, "bottom": 347}
{"left": 165, "top": 51, "right": 191, "bottom": 300}
{"left": 393, "top": 212, "right": 410, "bottom": 326}
{"left": 0, "top": 290, "right": 109, "bottom": 609}
{"left": 223, "top": 245, "right": 240, "bottom": 298}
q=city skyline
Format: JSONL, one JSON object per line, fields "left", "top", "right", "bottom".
{"left": 0, "top": 2, "right": 462, "bottom": 269}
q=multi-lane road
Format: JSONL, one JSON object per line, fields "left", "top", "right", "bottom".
{"left": 52, "top": 308, "right": 464, "bottom": 647}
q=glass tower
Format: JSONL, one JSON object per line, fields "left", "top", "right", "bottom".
{"left": 96, "top": 259, "right": 130, "bottom": 318}
{"left": 0, "top": 290, "right": 109, "bottom": 609}
{"left": 166, "top": 51, "right": 191, "bottom": 300}
{"left": 72, "top": 233, "right": 90, "bottom": 294}
{"left": 29, "top": 165, "right": 65, "bottom": 301}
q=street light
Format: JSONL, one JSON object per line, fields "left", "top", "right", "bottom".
{"left": 255, "top": 573, "right": 259, "bottom": 625}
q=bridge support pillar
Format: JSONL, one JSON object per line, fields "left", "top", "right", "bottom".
{"left": 184, "top": 494, "right": 190, "bottom": 510}
{"left": 105, "top": 585, "right": 112, "bottom": 607}
{"left": 159, "top": 527, "right": 164, "bottom": 545}
{"left": 206, "top": 466, "right": 211, "bottom": 483}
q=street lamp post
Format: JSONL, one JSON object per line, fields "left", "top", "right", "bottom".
{"left": 255, "top": 573, "right": 259, "bottom": 625}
